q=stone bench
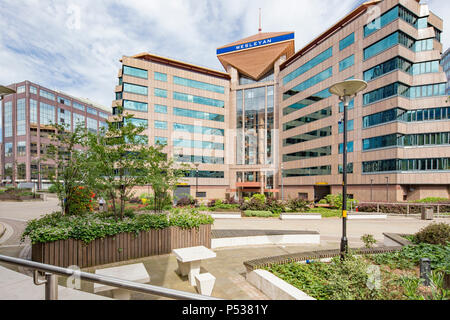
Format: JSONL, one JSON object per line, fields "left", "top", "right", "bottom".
{"left": 173, "top": 246, "right": 216, "bottom": 286}
{"left": 94, "top": 263, "right": 150, "bottom": 300}
{"left": 194, "top": 273, "right": 216, "bottom": 296}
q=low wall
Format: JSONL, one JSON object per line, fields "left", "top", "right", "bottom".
{"left": 31, "top": 225, "right": 211, "bottom": 268}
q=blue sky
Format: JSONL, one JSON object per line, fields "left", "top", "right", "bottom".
{"left": 0, "top": 0, "right": 449, "bottom": 107}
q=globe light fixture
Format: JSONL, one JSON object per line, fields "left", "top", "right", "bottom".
{"left": 329, "top": 80, "right": 367, "bottom": 259}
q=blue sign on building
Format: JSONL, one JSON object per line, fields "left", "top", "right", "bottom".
{"left": 217, "top": 33, "right": 295, "bottom": 55}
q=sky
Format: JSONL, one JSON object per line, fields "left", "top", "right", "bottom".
{"left": 0, "top": 0, "right": 449, "bottom": 108}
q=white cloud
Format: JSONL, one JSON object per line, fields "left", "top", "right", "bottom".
{"left": 0, "top": 0, "right": 448, "bottom": 108}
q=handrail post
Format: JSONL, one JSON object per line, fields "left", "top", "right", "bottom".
{"left": 45, "top": 274, "right": 58, "bottom": 300}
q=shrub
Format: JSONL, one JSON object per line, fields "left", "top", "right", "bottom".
{"left": 252, "top": 194, "right": 266, "bottom": 205}
{"left": 287, "top": 198, "right": 310, "bottom": 212}
{"left": 266, "top": 197, "right": 286, "bottom": 214}
{"left": 414, "top": 223, "right": 450, "bottom": 245}
{"left": 48, "top": 185, "right": 57, "bottom": 193}
{"left": 176, "top": 197, "right": 196, "bottom": 207}
{"left": 412, "top": 197, "right": 450, "bottom": 204}
{"left": 361, "top": 234, "right": 377, "bottom": 249}
{"left": 318, "top": 199, "right": 327, "bottom": 204}
{"left": 244, "top": 210, "right": 274, "bottom": 217}
{"left": 240, "top": 197, "right": 267, "bottom": 211}
{"left": 324, "top": 194, "right": 358, "bottom": 210}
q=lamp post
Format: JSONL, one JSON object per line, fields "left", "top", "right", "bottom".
{"left": 329, "top": 80, "right": 367, "bottom": 259}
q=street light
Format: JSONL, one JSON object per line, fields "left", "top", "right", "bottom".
{"left": 329, "top": 80, "right": 367, "bottom": 259}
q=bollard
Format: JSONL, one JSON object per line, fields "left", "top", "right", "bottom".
{"left": 45, "top": 274, "right": 59, "bottom": 300}
{"left": 420, "top": 258, "right": 431, "bottom": 287}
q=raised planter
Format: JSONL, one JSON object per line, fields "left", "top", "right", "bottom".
{"left": 347, "top": 212, "right": 387, "bottom": 220}
{"left": 31, "top": 224, "right": 211, "bottom": 268}
{"left": 383, "top": 233, "right": 414, "bottom": 247}
{"left": 279, "top": 213, "right": 322, "bottom": 220}
{"left": 209, "top": 212, "right": 242, "bottom": 219}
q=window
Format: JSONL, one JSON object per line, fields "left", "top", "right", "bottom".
{"left": 283, "top": 106, "right": 332, "bottom": 131}
{"left": 30, "top": 86, "right": 37, "bottom": 94}
{"left": 155, "top": 136, "right": 168, "bottom": 145}
{"left": 173, "top": 123, "right": 224, "bottom": 136}
{"left": 339, "top": 120, "right": 354, "bottom": 133}
{"left": 124, "top": 100, "right": 148, "bottom": 112}
{"left": 173, "top": 92, "right": 224, "bottom": 108}
{"left": 283, "top": 145, "right": 332, "bottom": 162}
{"left": 16, "top": 99, "right": 26, "bottom": 136}
{"left": 17, "top": 86, "right": 26, "bottom": 94}
{"left": 58, "top": 97, "right": 71, "bottom": 106}
{"left": 30, "top": 99, "right": 38, "bottom": 124}
{"left": 173, "top": 76, "right": 224, "bottom": 94}
{"left": 123, "top": 66, "right": 148, "bottom": 79}
{"left": 87, "top": 107, "right": 97, "bottom": 116}
{"left": 283, "top": 88, "right": 331, "bottom": 115}
{"left": 175, "top": 154, "right": 224, "bottom": 164}
{"left": 284, "top": 126, "right": 332, "bottom": 146}
{"left": 338, "top": 163, "right": 354, "bottom": 174}
{"left": 73, "top": 113, "right": 85, "bottom": 128}
{"left": 5, "top": 142, "right": 13, "bottom": 157}
{"left": 40, "top": 102, "right": 55, "bottom": 125}
{"left": 339, "top": 33, "right": 355, "bottom": 51}
{"left": 364, "top": 6, "right": 400, "bottom": 37}
{"left": 4, "top": 101, "right": 12, "bottom": 137}
{"left": 154, "top": 120, "right": 168, "bottom": 130}
{"left": 173, "top": 139, "right": 224, "bottom": 150}
{"left": 123, "top": 83, "right": 148, "bottom": 95}
{"left": 283, "top": 47, "right": 333, "bottom": 85}
{"left": 363, "top": 134, "right": 398, "bottom": 150}
{"left": 173, "top": 107, "right": 224, "bottom": 122}
{"left": 339, "top": 141, "right": 354, "bottom": 153}
{"left": 363, "top": 158, "right": 450, "bottom": 173}
{"left": 339, "top": 99, "right": 354, "bottom": 113}
{"left": 339, "top": 55, "right": 354, "bottom": 71}
{"left": 155, "top": 104, "right": 167, "bottom": 114}
{"left": 87, "top": 118, "right": 97, "bottom": 133}
{"left": 154, "top": 88, "right": 168, "bottom": 98}
{"left": 283, "top": 67, "right": 333, "bottom": 100}
{"left": 124, "top": 118, "right": 148, "bottom": 128}
{"left": 154, "top": 72, "right": 167, "bottom": 82}
{"left": 184, "top": 171, "right": 224, "bottom": 179}
{"left": 283, "top": 166, "right": 331, "bottom": 177}
{"left": 239, "top": 71, "right": 274, "bottom": 85}
{"left": 39, "top": 89, "right": 55, "bottom": 101}
{"left": 58, "top": 108, "right": 72, "bottom": 130}
{"left": 17, "top": 141, "right": 26, "bottom": 157}
{"left": 99, "top": 112, "right": 109, "bottom": 119}
{"left": 73, "top": 102, "right": 85, "bottom": 112}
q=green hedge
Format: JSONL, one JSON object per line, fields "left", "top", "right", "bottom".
{"left": 22, "top": 211, "right": 214, "bottom": 244}
{"left": 244, "top": 210, "right": 276, "bottom": 218}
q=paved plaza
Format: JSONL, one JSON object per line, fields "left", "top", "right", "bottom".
{"left": 0, "top": 198, "right": 447, "bottom": 300}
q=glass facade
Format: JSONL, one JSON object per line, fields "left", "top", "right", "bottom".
{"left": 73, "top": 113, "right": 85, "bottom": 127}
{"left": 125, "top": 118, "right": 148, "bottom": 128}
{"left": 239, "top": 71, "right": 274, "bottom": 85}
{"left": 283, "top": 47, "right": 333, "bottom": 85}
{"left": 58, "top": 108, "right": 71, "bottom": 130}
{"left": 283, "top": 67, "right": 333, "bottom": 100}
{"left": 339, "top": 33, "right": 355, "bottom": 51}
{"left": 4, "top": 142, "right": 13, "bottom": 157}
{"left": 17, "top": 141, "right": 26, "bottom": 157}
{"left": 40, "top": 102, "right": 55, "bottom": 125}
{"left": 173, "top": 76, "right": 224, "bottom": 94}
{"left": 123, "top": 83, "right": 148, "bottom": 95}
{"left": 363, "top": 132, "right": 450, "bottom": 150}
{"left": 363, "top": 158, "right": 450, "bottom": 173}
{"left": 123, "top": 100, "right": 148, "bottom": 112}
{"left": 173, "top": 92, "right": 224, "bottom": 108}
{"left": 30, "top": 99, "right": 37, "bottom": 124}
{"left": 173, "top": 107, "right": 224, "bottom": 122}
{"left": 58, "top": 96, "right": 71, "bottom": 106}
{"left": 16, "top": 99, "right": 26, "bottom": 136}
{"left": 123, "top": 66, "right": 148, "bottom": 79}
{"left": 39, "top": 90, "right": 55, "bottom": 101}
{"left": 236, "top": 86, "right": 274, "bottom": 165}
{"left": 283, "top": 145, "right": 332, "bottom": 162}
{"left": 87, "top": 117, "right": 97, "bottom": 133}
{"left": 87, "top": 107, "right": 97, "bottom": 116}
{"left": 283, "top": 106, "right": 332, "bottom": 131}
{"left": 73, "top": 102, "right": 85, "bottom": 111}
{"left": 284, "top": 126, "right": 332, "bottom": 146}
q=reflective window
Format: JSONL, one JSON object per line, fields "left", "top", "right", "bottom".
{"left": 363, "top": 158, "right": 450, "bottom": 173}
{"left": 339, "top": 33, "right": 355, "bottom": 51}
{"left": 87, "top": 107, "right": 97, "bottom": 116}
{"left": 4, "top": 102, "right": 12, "bottom": 137}
{"left": 30, "top": 86, "right": 37, "bottom": 94}
{"left": 283, "top": 47, "right": 332, "bottom": 85}
{"left": 40, "top": 102, "right": 55, "bottom": 125}
{"left": 16, "top": 99, "right": 26, "bottom": 136}
{"left": 283, "top": 166, "right": 332, "bottom": 177}
{"left": 339, "top": 55, "right": 354, "bottom": 71}
{"left": 87, "top": 118, "right": 97, "bottom": 133}
{"left": 283, "top": 67, "right": 332, "bottom": 100}
{"left": 30, "top": 99, "right": 38, "bottom": 124}
{"left": 123, "top": 83, "right": 148, "bottom": 95}
{"left": 174, "top": 76, "right": 224, "bottom": 94}
{"left": 173, "top": 123, "right": 224, "bottom": 136}
{"left": 176, "top": 154, "right": 224, "bottom": 164}
{"left": 283, "top": 126, "right": 332, "bottom": 146}
{"left": 124, "top": 118, "right": 148, "bottom": 128}
{"left": 73, "top": 102, "right": 85, "bottom": 111}
{"left": 73, "top": 113, "right": 85, "bottom": 127}
{"left": 123, "top": 66, "right": 148, "bottom": 79}
{"left": 173, "top": 107, "right": 224, "bottom": 122}
{"left": 154, "top": 120, "right": 168, "bottom": 130}
{"left": 17, "top": 141, "right": 26, "bottom": 157}
{"left": 155, "top": 104, "right": 167, "bottom": 114}
{"left": 155, "top": 136, "right": 168, "bottom": 145}
{"left": 283, "top": 106, "right": 332, "bottom": 131}
{"left": 154, "top": 88, "right": 168, "bottom": 98}
{"left": 173, "top": 139, "right": 224, "bottom": 150}
{"left": 339, "top": 120, "right": 354, "bottom": 133}
{"left": 283, "top": 88, "right": 331, "bottom": 115}
{"left": 283, "top": 145, "right": 331, "bottom": 162}
{"left": 58, "top": 108, "right": 72, "bottom": 130}
{"left": 155, "top": 72, "right": 167, "bottom": 82}
{"left": 124, "top": 100, "right": 148, "bottom": 112}
{"left": 4, "top": 142, "right": 13, "bottom": 157}
{"left": 173, "top": 92, "right": 224, "bottom": 108}
{"left": 40, "top": 89, "right": 55, "bottom": 101}
{"left": 339, "top": 141, "right": 354, "bottom": 153}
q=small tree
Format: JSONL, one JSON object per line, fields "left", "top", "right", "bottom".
{"left": 45, "top": 123, "right": 94, "bottom": 215}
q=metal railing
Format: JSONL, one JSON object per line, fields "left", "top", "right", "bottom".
{"left": 0, "top": 254, "right": 222, "bottom": 300}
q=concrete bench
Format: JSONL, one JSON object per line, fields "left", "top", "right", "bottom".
{"left": 94, "top": 263, "right": 150, "bottom": 300}
{"left": 194, "top": 273, "right": 216, "bottom": 296}
{"left": 173, "top": 246, "right": 216, "bottom": 286}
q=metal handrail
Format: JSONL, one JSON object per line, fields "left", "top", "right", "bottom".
{"left": 0, "top": 254, "right": 222, "bottom": 300}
